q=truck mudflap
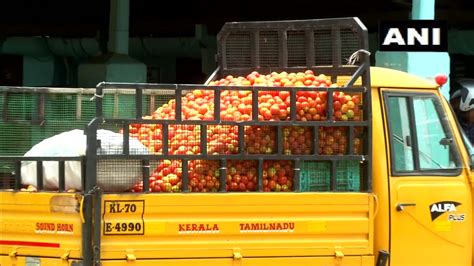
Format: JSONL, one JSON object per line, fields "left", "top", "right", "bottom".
{"left": 99, "top": 192, "right": 375, "bottom": 260}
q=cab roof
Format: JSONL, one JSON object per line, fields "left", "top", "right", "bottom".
{"left": 370, "top": 67, "right": 438, "bottom": 89}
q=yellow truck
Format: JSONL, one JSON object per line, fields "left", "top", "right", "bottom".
{"left": 1, "top": 17, "right": 473, "bottom": 266}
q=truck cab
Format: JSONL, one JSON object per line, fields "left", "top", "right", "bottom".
{"left": 1, "top": 17, "right": 474, "bottom": 266}
{"left": 371, "top": 66, "right": 473, "bottom": 265}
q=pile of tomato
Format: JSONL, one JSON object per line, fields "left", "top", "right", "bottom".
{"left": 130, "top": 70, "right": 363, "bottom": 193}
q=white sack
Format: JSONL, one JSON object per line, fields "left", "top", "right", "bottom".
{"left": 21, "top": 129, "right": 150, "bottom": 192}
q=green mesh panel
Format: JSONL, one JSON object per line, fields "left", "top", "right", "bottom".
{"left": 0, "top": 88, "right": 174, "bottom": 176}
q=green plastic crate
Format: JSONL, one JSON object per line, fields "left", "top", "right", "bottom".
{"left": 299, "top": 161, "right": 361, "bottom": 192}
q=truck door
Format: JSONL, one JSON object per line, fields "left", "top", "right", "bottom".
{"left": 382, "top": 90, "right": 472, "bottom": 266}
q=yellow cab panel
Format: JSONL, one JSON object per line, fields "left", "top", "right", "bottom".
{"left": 372, "top": 67, "right": 473, "bottom": 266}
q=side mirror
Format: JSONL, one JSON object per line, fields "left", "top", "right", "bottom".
{"left": 439, "top": 137, "right": 454, "bottom": 149}
{"left": 469, "top": 155, "right": 474, "bottom": 187}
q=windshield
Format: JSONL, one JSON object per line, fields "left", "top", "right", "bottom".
{"left": 459, "top": 128, "right": 474, "bottom": 168}
{"left": 444, "top": 95, "right": 474, "bottom": 168}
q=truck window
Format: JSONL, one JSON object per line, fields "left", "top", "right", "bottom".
{"left": 458, "top": 124, "right": 474, "bottom": 168}
{"left": 387, "top": 97, "right": 415, "bottom": 172}
{"left": 385, "top": 93, "right": 462, "bottom": 175}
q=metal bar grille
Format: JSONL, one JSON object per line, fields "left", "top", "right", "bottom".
{"left": 217, "top": 18, "right": 366, "bottom": 71}
{"left": 200, "top": 124, "right": 207, "bottom": 155}
{"left": 290, "top": 90, "right": 297, "bottom": 121}
{"left": 142, "top": 160, "right": 150, "bottom": 192}
{"left": 82, "top": 193, "right": 93, "bottom": 266}
{"left": 175, "top": 86, "right": 182, "bottom": 121}
{"left": 276, "top": 126, "right": 283, "bottom": 155}
{"left": 219, "top": 159, "right": 226, "bottom": 192}
{"left": 123, "top": 123, "right": 130, "bottom": 155}
{"left": 257, "top": 159, "right": 263, "bottom": 192}
{"left": 224, "top": 31, "right": 252, "bottom": 69}
{"left": 287, "top": 31, "right": 306, "bottom": 67}
{"left": 238, "top": 125, "right": 245, "bottom": 153}
{"left": 162, "top": 124, "right": 169, "bottom": 156}
{"left": 314, "top": 29, "right": 332, "bottom": 66}
{"left": 341, "top": 28, "right": 360, "bottom": 64}
{"left": 305, "top": 29, "right": 315, "bottom": 67}
{"left": 260, "top": 31, "right": 279, "bottom": 68}
{"left": 252, "top": 88, "right": 258, "bottom": 121}
{"left": 36, "top": 161, "right": 43, "bottom": 191}
{"left": 14, "top": 161, "right": 21, "bottom": 190}
{"left": 1, "top": 18, "right": 371, "bottom": 196}
{"left": 89, "top": 63, "right": 371, "bottom": 194}
{"left": 251, "top": 31, "right": 259, "bottom": 68}
{"left": 293, "top": 159, "right": 300, "bottom": 192}
{"left": 332, "top": 28, "right": 342, "bottom": 66}
{"left": 313, "top": 126, "right": 320, "bottom": 155}
{"left": 93, "top": 188, "right": 102, "bottom": 265}
{"left": 181, "top": 160, "right": 189, "bottom": 192}
{"left": 279, "top": 30, "right": 288, "bottom": 67}
{"left": 58, "top": 161, "right": 65, "bottom": 192}
{"left": 92, "top": 154, "right": 366, "bottom": 161}
{"left": 135, "top": 89, "right": 143, "bottom": 120}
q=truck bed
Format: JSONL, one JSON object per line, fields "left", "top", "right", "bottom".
{"left": 1, "top": 17, "right": 374, "bottom": 266}
{"left": 0, "top": 191, "right": 374, "bottom": 264}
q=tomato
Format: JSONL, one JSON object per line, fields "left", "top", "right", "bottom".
{"left": 235, "top": 183, "right": 244, "bottom": 191}
{"left": 267, "top": 167, "right": 276, "bottom": 177}
{"left": 246, "top": 181, "right": 255, "bottom": 190}
{"left": 270, "top": 104, "right": 280, "bottom": 115}
{"left": 341, "top": 104, "right": 349, "bottom": 113}
{"left": 268, "top": 180, "right": 276, "bottom": 190}
{"left": 129, "top": 69, "right": 363, "bottom": 193}
{"left": 277, "top": 176, "right": 288, "bottom": 185}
